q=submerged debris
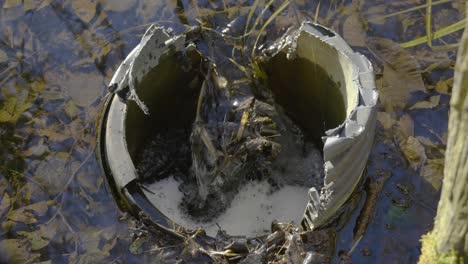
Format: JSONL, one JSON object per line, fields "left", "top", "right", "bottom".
{"left": 188, "top": 69, "right": 324, "bottom": 219}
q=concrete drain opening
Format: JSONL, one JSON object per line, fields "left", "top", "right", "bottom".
{"left": 99, "top": 22, "right": 377, "bottom": 238}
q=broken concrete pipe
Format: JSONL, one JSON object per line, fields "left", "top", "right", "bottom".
{"left": 97, "top": 22, "right": 378, "bottom": 238}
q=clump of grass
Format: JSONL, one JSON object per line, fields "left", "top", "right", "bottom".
{"left": 251, "top": 0, "right": 291, "bottom": 58}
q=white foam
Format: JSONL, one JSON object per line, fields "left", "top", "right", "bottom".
{"left": 143, "top": 176, "right": 309, "bottom": 237}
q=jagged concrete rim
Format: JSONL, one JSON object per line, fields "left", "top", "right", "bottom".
{"left": 292, "top": 22, "right": 378, "bottom": 230}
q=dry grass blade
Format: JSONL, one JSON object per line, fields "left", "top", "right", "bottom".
{"left": 236, "top": 110, "right": 249, "bottom": 141}
{"left": 248, "top": 0, "right": 276, "bottom": 38}
{"left": 314, "top": 2, "right": 321, "bottom": 23}
{"left": 195, "top": 80, "right": 207, "bottom": 122}
{"left": 400, "top": 19, "right": 465, "bottom": 48}
{"left": 252, "top": 0, "right": 291, "bottom": 57}
{"left": 426, "top": 0, "right": 433, "bottom": 48}
{"left": 244, "top": 0, "right": 261, "bottom": 39}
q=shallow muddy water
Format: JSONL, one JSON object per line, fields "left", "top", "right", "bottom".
{"left": 0, "top": 0, "right": 464, "bottom": 263}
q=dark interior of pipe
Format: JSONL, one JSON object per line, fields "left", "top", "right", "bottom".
{"left": 263, "top": 52, "right": 346, "bottom": 147}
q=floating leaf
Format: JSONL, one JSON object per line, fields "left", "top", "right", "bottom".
{"left": 0, "top": 94, "right": 33, "bottom": 123}
{"left": 409, "top": 95, "right": 440, "bottom": 110}
{"left": 369, "top": 38, "right": 425, "bottom": 111}
{"left": 17, "top": 230, "right": 49, "bottom": 250}
{"left": 72, "top": 0, "right": 97, "bottom": 23}
{"left": 421, "top": 158, "right": 444, "bottom": 190}
{"left": 400, "top": 136, "right": 427, "bottom": 170}
{"left": 2, "top": 0, "right": 21, "bottom": 9}
{"left": 100, "top": 0, "right": 137, "bottom": 12}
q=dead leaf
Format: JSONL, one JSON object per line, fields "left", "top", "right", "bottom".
{"left": 400, "top": 136, "right": 427, "bottom": 170}
{"left": 34, "top": 155, "right": 68, "bottom": 196}
{"left": 78, "top": 226, "right": 119, "bottom": 257}
{"left": 409, "top": 95, "right": 440, "bottom": 110}
{"left": 100, "top": 0, "right": 137, "bottom": 12}
{"left": 421, "top": 159, "right": 444, "bottom": 191}
{"left": 0, "top": 193, "right": 11, "bottom": 217}
{"left": 64, "top": 100, "right": 81, "bottom": 118}
{"left": 72, "top": 0, "right": 97, "bottom": 23}
{"left": 23, "top": 0, "right": 35, "bottom": 11}
{"left": 2, "top": 0, "right": 21, "bottom": 9}
{"left": 397, "top": 114, "right": 414, "bottom": 138}
{"left": 343, "top": 13, "right": 367, "bottom": 47}
{"left": 0, "top": 48, "right": 7, "bottom": 63}
{"left": 38, "top": 123, "right": 71, "bottom": 142}
{"left": 22, "top": 138, "right": 50, "bottom": 157}
{"left": 77, "top": 171, "right": 101, "bottom": 194}
{"left": 129, "top": 236, "right": 148, "bottom": 255}
{"left": 0, "top": 93, "right": 33, "bottom": 123}
{"left": 7, "top": 200, "right": 53, "bottom": 224}
{"left": 434, "top": 79, "right": 452, "bottom": 94}
{"left": 45, "top": 70, "right": 104, "bottom": 106}
{"left": 369, "top": 38, "right": 425, "bottom": 111}
{"left": 0, "top": 239, "right": 40, "bottom": 263}
{"left": 377, "top": 112, "right": 395, "bottom": 129}
{"left": 17, "top": 218, "right": 60, "bottom": 251}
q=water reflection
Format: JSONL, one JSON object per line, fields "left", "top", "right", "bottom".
{"left": 0, "top": 0, "right": 462, "bottom": 263}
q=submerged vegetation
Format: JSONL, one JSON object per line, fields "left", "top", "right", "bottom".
{"left": 0, "top": 0, "right": 465, "bottom": 263}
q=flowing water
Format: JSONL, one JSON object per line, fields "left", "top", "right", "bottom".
{"left": 0, "top": 0, "right": 464, "bottom": 263}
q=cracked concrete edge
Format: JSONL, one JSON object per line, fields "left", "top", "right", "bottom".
{"left": 105, "top": 25, "right": 187, "bottom": 190}
{"left": 295, "top": 22, "right": 378, "bottom": 230}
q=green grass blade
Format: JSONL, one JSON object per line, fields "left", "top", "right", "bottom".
{"left": 401, "top": 19, "right": 465, "bottom": 48}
